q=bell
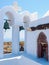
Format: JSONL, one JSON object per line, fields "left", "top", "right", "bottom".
{"left": 19, "top": 26, "right": 24, "bottom": 31}
{"left": 3, "top": 20, "right": 10, "bottom": 31}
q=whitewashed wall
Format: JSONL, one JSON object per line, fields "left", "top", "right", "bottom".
{"left": 26, "top": 29, "right": 49, "bottom": 58}
{"left": 0, "top": 6, "right": 20, "bottom": 58}
{"left": 12, "top": 25, "right": 19, "bottom": 54}
{"left": 0, "top": 10, "right": 4, "bottom": 58}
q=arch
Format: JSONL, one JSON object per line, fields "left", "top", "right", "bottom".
{"left": 37, "top": 32, "right": 48, "bottom": 60}
{"left": 0, "top": 6, "right": 20, "bottom": 26}
{"left": 0, "top": 6, "right": 20, "bottom": 58}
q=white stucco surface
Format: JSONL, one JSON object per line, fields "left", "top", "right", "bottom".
{"left": 12, "top": 25, "right": 19, "bottom": 54}
{"left": 29, "top": 16, "right": 49, "bottom": 27}
{"left": 0, "top": 5, "right": 49, "bottom": 61}
{"left": 0, "top": 6, "right": 21, "bottom": 58}
{"left": 0, "top": 56, "right": 42, "bottom": 65}
{"left": 26, "top": 29, "right": 49, "bottom": 59}
{"left": 26, "top": 15, "right": 49, "bottom": 59}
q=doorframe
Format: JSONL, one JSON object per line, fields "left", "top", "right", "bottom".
{"left": 37, "top": 32, "right": 48, "bottom": 60}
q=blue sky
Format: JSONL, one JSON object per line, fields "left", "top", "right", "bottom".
{"left": 0, "top": 0, "right": 49, "bottom": 18}
{"left": 0, "top": 0, "right": 49, "bottom": 41}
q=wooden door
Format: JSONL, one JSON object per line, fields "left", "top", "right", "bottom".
{"left": 37, "top": 32, "right": 48, "bottom": 60}
{"left": 37, "top": 43, "right": 42, "bottom": 58}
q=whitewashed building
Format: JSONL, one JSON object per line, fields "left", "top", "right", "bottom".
{"left": 0, "top": 5, "right": 49, "bottom": 61}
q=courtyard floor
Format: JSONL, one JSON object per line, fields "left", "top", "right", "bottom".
{"left": 0, "top": 52, "right": 49, "bottom": 65}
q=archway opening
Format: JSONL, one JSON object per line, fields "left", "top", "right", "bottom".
{"left": 37, "top": 32, "right": 48, "bottom": 60}
{"left": 19, "top": 26, "right": 25, "bottom": 53}
{"left": 3, "top": 12, "right": 14, "bottom": 54}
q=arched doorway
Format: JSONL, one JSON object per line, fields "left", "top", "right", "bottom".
{"left": 37, "top": 32, "right": 48, "bottom": 60}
